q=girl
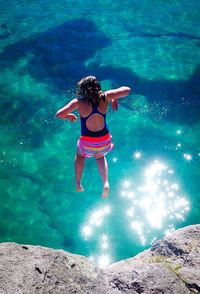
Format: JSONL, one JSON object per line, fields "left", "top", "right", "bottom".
{"left": 56, "top": 76, "right": 131, "bottom": 198}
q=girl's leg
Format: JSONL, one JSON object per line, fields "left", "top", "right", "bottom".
{"left": 95, "top": 156, "right": 109, "bottom": 198}
{"left": 74, "top": 152, "right": 85, "bottom": 192}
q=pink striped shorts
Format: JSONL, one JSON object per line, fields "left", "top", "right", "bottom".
{"left": 77, "top": 133, "right": 114, "bottom": 158}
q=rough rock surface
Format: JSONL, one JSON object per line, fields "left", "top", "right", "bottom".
{"left": 0, "top": 225, "right": 200, "bottom": 294}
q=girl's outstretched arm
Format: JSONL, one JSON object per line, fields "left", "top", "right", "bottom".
{"left": 105, "top": 86, "right": 131, "bottom": 101}
{"left": 55, "top": 98, "right": 78, "bottom": 121}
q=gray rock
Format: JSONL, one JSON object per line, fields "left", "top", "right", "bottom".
{"left": 0, "top": 243, "right": 102, "bottom": 294}
{"left": 0, "top": 225, "right": 200, "bottom": 294}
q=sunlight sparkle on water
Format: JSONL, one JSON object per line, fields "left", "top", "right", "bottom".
{"left": 127, "top": 191, "right": 135, "bottom": 198}
{"left": 121, "top": 190, "right": 126, "bottom": 197}
{"left": 82, "top": 226, "right": 92, "bottom": 238}
{"left": 165, "top": 227, "right": 175, "bottom": 236}
{"left": 101, "top": 242, "right": 109, "bottom": 249}
{"left": 89, "top": 256, "right": 94, "bottom": 262}
{"left": 183, "top": 153, "right": 192, "bottom": 161}
{"left": 131, "top": 221, "right": 146, "bottom": 245}
{"left": 168, "top": 169, "right": 174, "bottom": 175}
{"left": 145, "top": 161, "right": 167, "bottom": 178}
{"left": 121, "top": 160, "right": 190, "bottom": 245}
{"left": 122, "top": 180, "right": 131, "bottom": 188}
{"left": 81, "top": 205, "right": 111, "bottom": 239}
{"left": 176, "top": 143, "right": 182, "bottom": 150}
{"left": 101, "top": 234, "right": 109, "bottom": 249}
{"left": 176, "top": 129, "right": 182, "bottom": 135}
{"left": 81, "top": 205, "right": 112, "bottom": 267}
{"left": 102, "top": 235, "right": 108, "bottom": 241}
{"left": 133, "top": 152, "right": 142, "bottom": 160}
{"left": 98, "top": 254, "right": 111, "bottom": 268}
{"left": 127, "top": 208, "right": 135, "bottom": 217}
{"left": 81, "top": 159, "right": 190, "bottom": 267}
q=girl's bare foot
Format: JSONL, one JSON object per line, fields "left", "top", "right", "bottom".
{"left": 76, "top": 184, "right": 84, "bottom": 192}
{"left": 102, "top": 184, "right": 109, "bottom": 199}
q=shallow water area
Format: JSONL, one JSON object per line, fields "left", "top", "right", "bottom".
{"left": 0, "top": 0, "right": 200, "bottom": 266}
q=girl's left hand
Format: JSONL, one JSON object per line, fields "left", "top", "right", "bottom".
{"left": 66, "top": 113, "right": 77, "bottom": 122}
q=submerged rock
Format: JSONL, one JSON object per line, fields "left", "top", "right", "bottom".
{"left": 0, "top": 225, "right": 200, "bottom": 294}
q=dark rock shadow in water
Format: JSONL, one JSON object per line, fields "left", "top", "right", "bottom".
{"left": 1, "top": 18, "right": 199, "bottom": 127}
{"left": 90, "top": 63, "right": 200, "bottom": 126}
{"left": 0, "top": 93, "right": 60, "bottom": 149}
{"left": 0, "top": 23, "right": 13, "bottom": 40}
{"left": 0, "top": 18, "right": 111, "bottom": 91}
{"left": 0, "top": 19, "right": 111, "bottom": 148}
{"left": 123, "top": 24, "right": 200, "bottom": 43}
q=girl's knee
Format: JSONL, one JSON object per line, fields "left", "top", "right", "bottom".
{"left": 95, "top": 155, "right": 105, "bottom": 160}
{"left": 75, "top": 153, "right": 85, "bottom": 161}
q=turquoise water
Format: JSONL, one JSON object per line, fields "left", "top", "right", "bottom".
{"left": 0, "top": 0, "right": 200, "bottom": 266}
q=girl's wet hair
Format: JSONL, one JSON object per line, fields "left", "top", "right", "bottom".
{"left": 76, "top": 76, "right": 105, "bottom": 106}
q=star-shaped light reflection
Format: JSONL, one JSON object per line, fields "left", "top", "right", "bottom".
{"left": 133, "top": 152, "right": 142, "bottom": 160}
{"left": 176, "top": 129, "right": 182, "bottom": 135}
{"left": 183, "top": 153, "right": 192, "bottom": 161}
{"left": 112, "top": 157, "right": 118, "bottom": 162}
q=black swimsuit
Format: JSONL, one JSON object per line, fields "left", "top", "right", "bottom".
{"left": 80, "top": 105, "right": 109, "bottom": 137}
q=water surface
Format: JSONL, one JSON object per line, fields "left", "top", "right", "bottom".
{"left": 0, "top": 0, "right": 200, "bottom": 267}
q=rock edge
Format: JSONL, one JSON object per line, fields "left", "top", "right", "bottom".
{"left": 0, "top": 224, "right": 200, "bottom": 294}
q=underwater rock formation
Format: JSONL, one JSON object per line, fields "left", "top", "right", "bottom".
{"left": 0, "top": 225, "right": 199, "bottom": 294}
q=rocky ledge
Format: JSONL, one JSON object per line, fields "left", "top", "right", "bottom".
{"left": 0, "top": 225, "right": 200, "bottom": 294}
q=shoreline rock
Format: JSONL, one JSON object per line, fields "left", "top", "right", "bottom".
{"left": 0, "top": 224, "right": 200, "bottom": 293}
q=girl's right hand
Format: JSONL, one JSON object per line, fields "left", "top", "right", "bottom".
{"left": 66, "top": 113, "right": 77, "bottom": 122}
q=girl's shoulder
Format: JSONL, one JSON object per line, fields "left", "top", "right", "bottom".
{"left": 77, "top": 98, "right": 90, "bottom": 111}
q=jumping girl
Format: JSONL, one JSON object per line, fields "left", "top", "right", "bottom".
{"left": 56, "top": 76, "right": 131, "bottom": 198}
